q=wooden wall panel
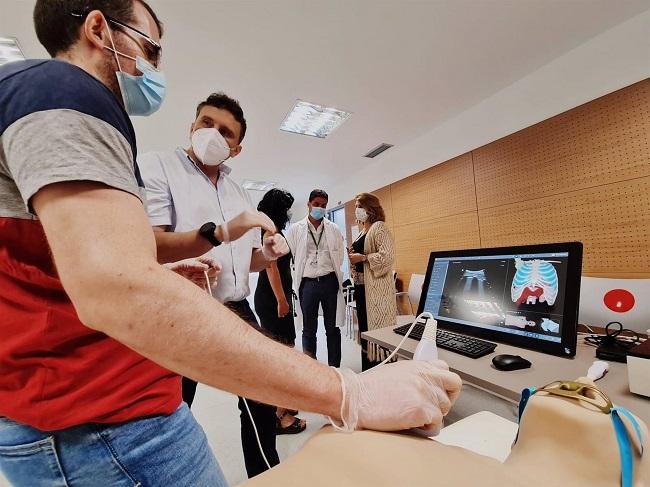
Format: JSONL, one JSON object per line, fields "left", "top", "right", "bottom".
{"left": 479, "top": 176, "right": 650, "bottom": 276}
{"left": 390, "top": 153, "right": 476, "bottom": 225}
{"left": 371, "top": 185, "right": 394, "bottom": 231}
{"left": 343, "top": 79, "right": 650, "bottom": 280}
{"left": 393, "top": 211, "right": 481, "bottom": 284}
{"left": 473, "top": 79, "right": 650, "bottom": 209}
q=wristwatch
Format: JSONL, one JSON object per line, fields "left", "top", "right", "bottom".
{"left": 199, "top": 222, "right": 222, "bottom": 247}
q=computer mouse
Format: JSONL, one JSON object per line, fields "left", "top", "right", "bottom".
{"left": 492, "top": 354, "right": 532, "bottom": 371}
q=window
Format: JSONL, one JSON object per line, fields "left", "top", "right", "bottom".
{"left": 327, "top": 206, "right": 350, "bottom": 280}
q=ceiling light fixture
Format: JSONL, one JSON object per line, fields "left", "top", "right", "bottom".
{"left": 0, "top": 37, "right": 25, "bottom": 66}
{"left": 280, "top": 100, "right": 351, "bottom": 139}
{"left": 241, "top": 180, "right": 277, "bottom": 191}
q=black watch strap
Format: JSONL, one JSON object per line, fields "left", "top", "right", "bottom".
{"left": 199, "top": 222, "right": 222, "bottom": 247}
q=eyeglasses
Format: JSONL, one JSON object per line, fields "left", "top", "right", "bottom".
{"left": 71, "top": 11, "right": 161, "bottom": 67}
{"left": 537, "top": 380, "right": 613, "bottom": 414}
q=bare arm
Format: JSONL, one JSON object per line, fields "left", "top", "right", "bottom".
{"left": 153, "top": 211, "right": 277, "bottom": 264}
{"left": 250, "top": 248, "right": 271, "bottom": 272}
{"left": 153, "top": 225, "right": 213, "bottom": 263}
{"left": 266, "top": 260, "right": 290, "bottom": 317}
{"left": 33, "top": 182, "right": 341, "bottom": 416}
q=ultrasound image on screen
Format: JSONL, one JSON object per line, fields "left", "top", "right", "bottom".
{"left": 437, "top": 259, "right": 508, "bottom": 327}
{"left": 426, "top": 253, "right": 569, "bottom": 343}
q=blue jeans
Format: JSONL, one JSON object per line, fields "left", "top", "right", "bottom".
{"left": 0, "top": 403, "right": 227, "bottom": 486}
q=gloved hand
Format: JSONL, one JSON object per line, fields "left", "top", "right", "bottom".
{"left": 165, "top": 257, "right": 221, "bottom": 290}
{"left": 261, "top": 233, "right": 290, "bottom": 261}
{"left": 329, "top": 360, "right": 462, "bottom": 434}
{"left": 216, "top": 210, "right": 276, "bottom": 243}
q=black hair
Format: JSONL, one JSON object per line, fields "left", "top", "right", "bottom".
{"left": 34, "top": 0, "right": 163, "bottom": 57}
{"left": 257, "top": 188, "right": 295, "bottom": 231}
{"left": 195, "top": 92, "right": 247, "bottom": 143}
{"left": 309, "top": 189, "right": 328, "bottom": 202}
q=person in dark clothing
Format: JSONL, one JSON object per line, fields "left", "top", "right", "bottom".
{"left": 255, "top": 189, "right": 296, "bottom": 346}
{"left": 255, "top": 188, "right": 306, "bottom": 435}
{"left": 225, "top": 300, "right": 282, "bottom": 477}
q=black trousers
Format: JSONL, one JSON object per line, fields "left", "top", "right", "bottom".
{"left": 354, "top": 284, "right": 381, "bottom": 371}
{"left": 181, "top": 376, "right": 198, "bottom": 407}
{"left": 226, "top": 300, "right": 280, "bottom": 479}
{"left": 299, "top": 272, "right": 341, "bottom": 367}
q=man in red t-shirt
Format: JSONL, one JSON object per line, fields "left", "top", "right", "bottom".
{"left": 0, "top": 0, "right": 462, "bottom": 485}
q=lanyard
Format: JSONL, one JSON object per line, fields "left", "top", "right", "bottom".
{"left": 308, "top": 225, "right": 324, "bottom": 251}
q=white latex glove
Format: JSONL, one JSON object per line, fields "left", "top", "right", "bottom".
{"left": 329, "top": 360, "right": 462, "bottom": 434}
{"left": 165, "top": 257, "right": 221, "bottom": 289}
{"left": 261, "top": 233, "right": 290, "bottom": 261}
{"left": 217, "top": 210, "right": 276, "bottom": 243}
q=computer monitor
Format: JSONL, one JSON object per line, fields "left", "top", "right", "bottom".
{"left": 418, "top": 242, "right": 583, "bottom": 357}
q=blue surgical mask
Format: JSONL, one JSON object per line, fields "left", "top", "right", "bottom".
{"left": 106, "top": 27, "right": 166, "bottom": 116}
{"left": 115, "top": 56, "right": 166, "bottom": 116}
{"left": 310, "top": 207, "right": 326, "bottom": 220}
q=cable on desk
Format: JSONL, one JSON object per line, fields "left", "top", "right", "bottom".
{"left": 583, "top": 321, "right": 643, "bottom": 350}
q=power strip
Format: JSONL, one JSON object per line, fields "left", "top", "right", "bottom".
{"left": 595, "top": 343, "right": 628, "bottom": 363}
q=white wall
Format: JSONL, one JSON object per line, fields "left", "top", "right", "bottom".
{"left": 329, "top": 8, "right": 650, "bottom": 205}
{"left": 246, "top": 189, "right": 265, "bottom": 210}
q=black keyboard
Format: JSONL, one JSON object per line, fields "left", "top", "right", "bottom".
{"left": 393, "top": 322, "right": 497, "bottom": 359}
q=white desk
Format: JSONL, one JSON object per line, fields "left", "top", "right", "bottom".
{"left": 362, "top": 324, "right": 650, "bottom": 425}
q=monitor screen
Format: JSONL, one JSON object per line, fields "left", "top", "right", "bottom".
{"left": 418, "top": 242, "right": 583, "bottom": 357}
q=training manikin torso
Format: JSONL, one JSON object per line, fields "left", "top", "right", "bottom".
{"left": 244, "top": 378, "right": 648, "bottom": 486}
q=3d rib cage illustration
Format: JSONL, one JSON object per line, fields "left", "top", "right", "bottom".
{"left": 511, "top": 258, "right": 559, "bottom": 305}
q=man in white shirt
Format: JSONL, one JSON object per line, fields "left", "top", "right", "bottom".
{"left": 285, "top": 189, "right": 345, "bottom": 367}
{"left": 138, "top": 92, "right": 285, "bottom": 478}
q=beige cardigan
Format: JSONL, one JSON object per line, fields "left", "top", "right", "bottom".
{"left": 350, "top": 220, "right": 397, "bottom": 361}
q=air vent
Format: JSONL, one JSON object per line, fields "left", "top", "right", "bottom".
{"left": 364, "top": 143, "right": 393, "bottom": 158}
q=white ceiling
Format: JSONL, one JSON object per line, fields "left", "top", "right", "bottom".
{"left": 3, "top": 0, "right": 650, "bottom": 210}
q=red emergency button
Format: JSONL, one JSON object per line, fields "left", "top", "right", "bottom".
{"left": 603, "top": 289, "right": 635, "bottom": 313}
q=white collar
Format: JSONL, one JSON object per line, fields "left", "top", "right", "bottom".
{"left": 302, "top": 215, "right": 330, "bottom": 227}
{"left": 176, "top": 147, "right": 232, "bottom": 177}
{"left": 307, "top": 219, "right": 325, "bottom": 233}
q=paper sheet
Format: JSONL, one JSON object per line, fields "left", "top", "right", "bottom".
{"left": 431, "top": 411, "right": 519, "bottom": 463}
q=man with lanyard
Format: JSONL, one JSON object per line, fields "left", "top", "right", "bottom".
{"left": 285, "top": 189, "right": 345, "bottom": 367}
{"left": 138, "top": 92, "right": 289, "bottom": 478}
{"left": 0, "top": 1, "right": 462, "bottom": 484}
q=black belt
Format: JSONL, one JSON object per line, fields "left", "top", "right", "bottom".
{"left": 224, "top": 299, "right": 249, "bottom": 308}
{"left": 224, "top": 299, "right": 259, "bottom": 329}
{"left": 302, "top": 272, "right": 336, "bottom": 282}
